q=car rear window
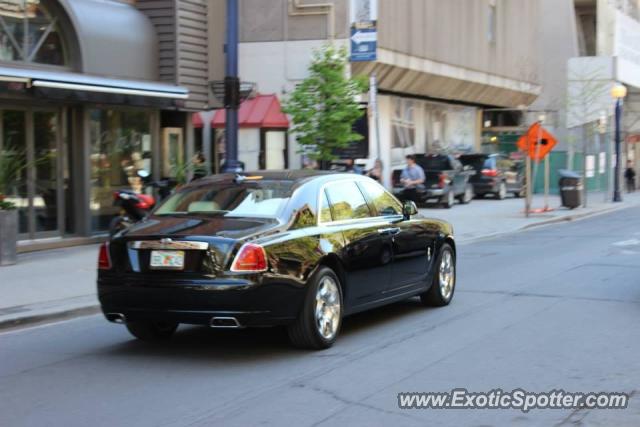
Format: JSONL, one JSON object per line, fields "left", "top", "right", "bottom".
{"left": 460, "top": 156, "right": 492, "bottom": 171}
{"left": 155, "top": 180, "right": 293, "bottom": 218}
{"left": 420, "top": 156, "right": 451, "bottom": 170}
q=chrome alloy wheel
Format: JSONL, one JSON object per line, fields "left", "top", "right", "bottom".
{"left": 498, "top": 182, "right": 507, "bottom": 199}
{"left": 315, "top": 276, "right": 341, "bottom": 340}
{"left": 439, "top": 250, "right": 455, "bottom": 301}
{"left": 464, "top": 185, "right": 473, "bottom": 203}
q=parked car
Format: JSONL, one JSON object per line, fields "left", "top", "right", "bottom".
{"left": 392, "top": 154, "right": 474, "bottom": 208}
{"left": 97, "top": 171, "right": 457, "bottom": 350}
{"left": 459, "top": 153, "right": 524, "bottom": 199}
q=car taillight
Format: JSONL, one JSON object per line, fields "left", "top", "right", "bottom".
{"left": 438, "top": 173, "right": 447, "bottom": 188}
{"left": 98, "top": 242, "right": 112, "bottom": 270}
{"left": 230, "top": 243, "right": 267, "bottom": 272}
{"left": 482, "top": 169, "right": 499, "bottom": 177}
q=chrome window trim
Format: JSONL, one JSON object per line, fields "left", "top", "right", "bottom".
{"left": 316, "top": 176, "right": 404, "bottom": 227}
{"left": 129, "top": 240, "right": 209, "bottom": 250}
{"left": 356, "top": 179, "right": 404, "bottom": 217}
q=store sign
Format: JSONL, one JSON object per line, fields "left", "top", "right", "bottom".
{"left": 350, "top": 0, "right": 377, "bottom": 62}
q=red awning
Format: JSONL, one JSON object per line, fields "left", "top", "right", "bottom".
{"left": 192, "top": 94, "right": 289, "bottom": 129}
{"left": 192, "top": 112, "right": 204, "bottom": 128}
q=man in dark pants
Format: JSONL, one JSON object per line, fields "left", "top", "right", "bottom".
{"left": 624, "top": 161, "right": 636, "bottom": 193}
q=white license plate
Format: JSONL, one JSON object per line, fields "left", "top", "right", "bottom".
{"left": 150, "top": 250, "right": 185, "bottom": 269}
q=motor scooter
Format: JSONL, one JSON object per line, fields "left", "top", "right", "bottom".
{"left": 108, "top": 170, "right": 174, "bottom": 237}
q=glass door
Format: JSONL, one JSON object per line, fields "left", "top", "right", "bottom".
{"left": 0, "top": 108, "right": 63, "bottom": 240}
{"left": 32, "top": 111, "right": 60, "bottom": 237}
{"left": 2, "top": 111, "right": 28, "bottom": 238}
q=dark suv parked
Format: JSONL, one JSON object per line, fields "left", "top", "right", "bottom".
{"left": 392, "top": 154, "right": 474, "bottom": 208}
{"left": 459, "top": 154, "right": 524, "bottom": 199}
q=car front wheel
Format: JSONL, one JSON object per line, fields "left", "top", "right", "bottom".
{"left": 420, "top": 243, "right": 456, "bottom": 307}
{"left": 441, "top": 190, "right": 455, "bottom": 209}
{"left": 496, "top": 182, "right": 507, "bottom": 200}
{"left": 125, "top": 320, "right": 178, "bottom": 341}
{"left": 459, "top": 184, "right": 473, "bottom": 204}
{"left": 288, "top": 266, "right": 343, "bottom": 350}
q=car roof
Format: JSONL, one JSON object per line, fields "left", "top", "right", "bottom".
{"left": 182, "top": 170, "right": 367, "bottom": 189}
{"left": 459, "top": 153, "right": 492, "bottom": 158}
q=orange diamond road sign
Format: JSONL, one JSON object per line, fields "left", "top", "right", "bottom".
{"left": 516, "top": 122, "right": 557, "bottom": 161}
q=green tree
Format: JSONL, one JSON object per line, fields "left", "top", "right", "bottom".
{"left": 283, "top": 44, "right": 367, "bottom": 165}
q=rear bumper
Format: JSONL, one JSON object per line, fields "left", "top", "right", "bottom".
{"left": 98, "top": 274, "right": 305, "bottom": 327}
{"left": 470, "top": 182, "right": 497, "bottom": 194}
{"left": 392, "top": 187, "right": 445, "bottom": 202}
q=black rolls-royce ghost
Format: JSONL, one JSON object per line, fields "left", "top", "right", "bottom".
{"left": 97, "top": 171, "right": 456, "bottom": 349}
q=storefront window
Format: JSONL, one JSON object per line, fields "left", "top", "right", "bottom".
{"left": 391, "top": 97, "right": 417, "bottom": 166}
{"left": 0, "top": 0, "right": 67, "bottom": 66}
{"left": 89, "top": 109, "right": 152, "bottom": 232}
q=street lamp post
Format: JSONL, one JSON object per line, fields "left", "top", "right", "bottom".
{"left": 611, "top": 83, "right": 627, "bottom": 202}
{"left": 224, "top": 0, "right": 240, "bottom": 173}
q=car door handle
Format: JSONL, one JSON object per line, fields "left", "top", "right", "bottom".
{"left": 378, "top": 227, "right": 400, "bottom": 236}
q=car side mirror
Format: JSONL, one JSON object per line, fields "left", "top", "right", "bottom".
{"left": 402, "top": 201, "right": 418, "bottom": 220}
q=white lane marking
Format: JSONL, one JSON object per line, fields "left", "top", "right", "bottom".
{"left": 620, "top": 249, "right": 640, "bottom": 255}
{"left": 612, "top": 239, "right": 640, "bottom": 247}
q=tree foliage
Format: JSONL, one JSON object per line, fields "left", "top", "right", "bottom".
{"left": 283, "top": 44, "right": 367, "bottom": 163}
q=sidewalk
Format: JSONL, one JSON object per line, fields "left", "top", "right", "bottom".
{"left": 1, "top": 191, "right": 639, "bottom": 330}
{"left": 423, "top": 191, "right": 640, "bottom": 243}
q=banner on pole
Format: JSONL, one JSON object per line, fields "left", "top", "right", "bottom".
{"left": 350, "top": 0, "right": 378, "bottom": 62}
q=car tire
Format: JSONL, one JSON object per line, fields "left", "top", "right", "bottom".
{"left": 420, "top": 243, "right": 456, "bottom": 307}
{"left": 459, "top": 184, "right": 473, "bottom": 204}
{"left": 496, "top": 182, "right": 507, "bottom": 200}
{"left": 287, "top": 266, "right": 343, "bottom": 350}
{"left": 125, "top": 320, "right": 178, "bottom": 341}
{"left": 441, "top": 190, "right": 455, "bottom": 209}
{"left": 513, "top": 188, "right": 524, "bottom": 198}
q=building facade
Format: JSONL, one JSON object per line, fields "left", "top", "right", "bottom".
{"left": 0, "top": 0, "right": 212, "bottom": 248}
{"left": 235, "top": 0, "right": 542, "bottom": 186}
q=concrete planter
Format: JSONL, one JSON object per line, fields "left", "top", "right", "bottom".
{"left": 0, "top": 209, "right": 17, "bottom": 266}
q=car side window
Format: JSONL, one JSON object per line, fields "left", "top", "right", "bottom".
{"left": 325, "top": 181, "right": 372, "bottom": 221}
{"left": 358, "top": 180, "right": 402, "bottom": 216}
{"left": 319, "top": 191, "right": 333, "bottom": 223}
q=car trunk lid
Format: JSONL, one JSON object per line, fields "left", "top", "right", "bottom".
{"left": 110, "top": 215, "right": 280, "bottom": 275}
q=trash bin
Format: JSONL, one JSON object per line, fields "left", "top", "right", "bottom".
{"left": 558, "top": 170, "right": 583, "bottom": 209}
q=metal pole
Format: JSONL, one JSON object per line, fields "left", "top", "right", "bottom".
{"left": 200, "top": 111, "right": 216, "bottom": 175}
{"left": 224, "top": 0, "right": 240, "bottom": 172}
{"left": 369, "top": 72, "right": 381, "bottom": 161}
{"left": 544, "top": 154, "right": 549, "bottom": 210}
{"left": 525, "top": 155, "right": 531, "bottom": 217}
{"left": 614, "top": 99, "right": 622, "bottom": 202}
{"left": 595, "top": 128, "right": 601, "bottom": 193}
{"left": 582, "top": 127, "right": 588, "bottom": 208}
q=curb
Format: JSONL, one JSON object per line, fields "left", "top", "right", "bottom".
{"left": 0, "top": 305, "right": 101, "bottom": 332}
{"left": 521, "top": 202, "right": 633, "bottom": 230}
{"left": 0, "top": 305, "right": 100, "bottom": 332}
{"left": 456, "top": 201, "right": 637, "bottom": 246}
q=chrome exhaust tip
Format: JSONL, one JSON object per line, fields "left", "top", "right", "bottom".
{"left": 106, "top": 313, "right": 126, "bottom": 324}
{"left": 210, "top": 316, "right": 242, "bottom": 328}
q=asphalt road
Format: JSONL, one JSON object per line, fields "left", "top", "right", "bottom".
{"left": 1, "top": 207, "right": 639, "bottom": 427}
